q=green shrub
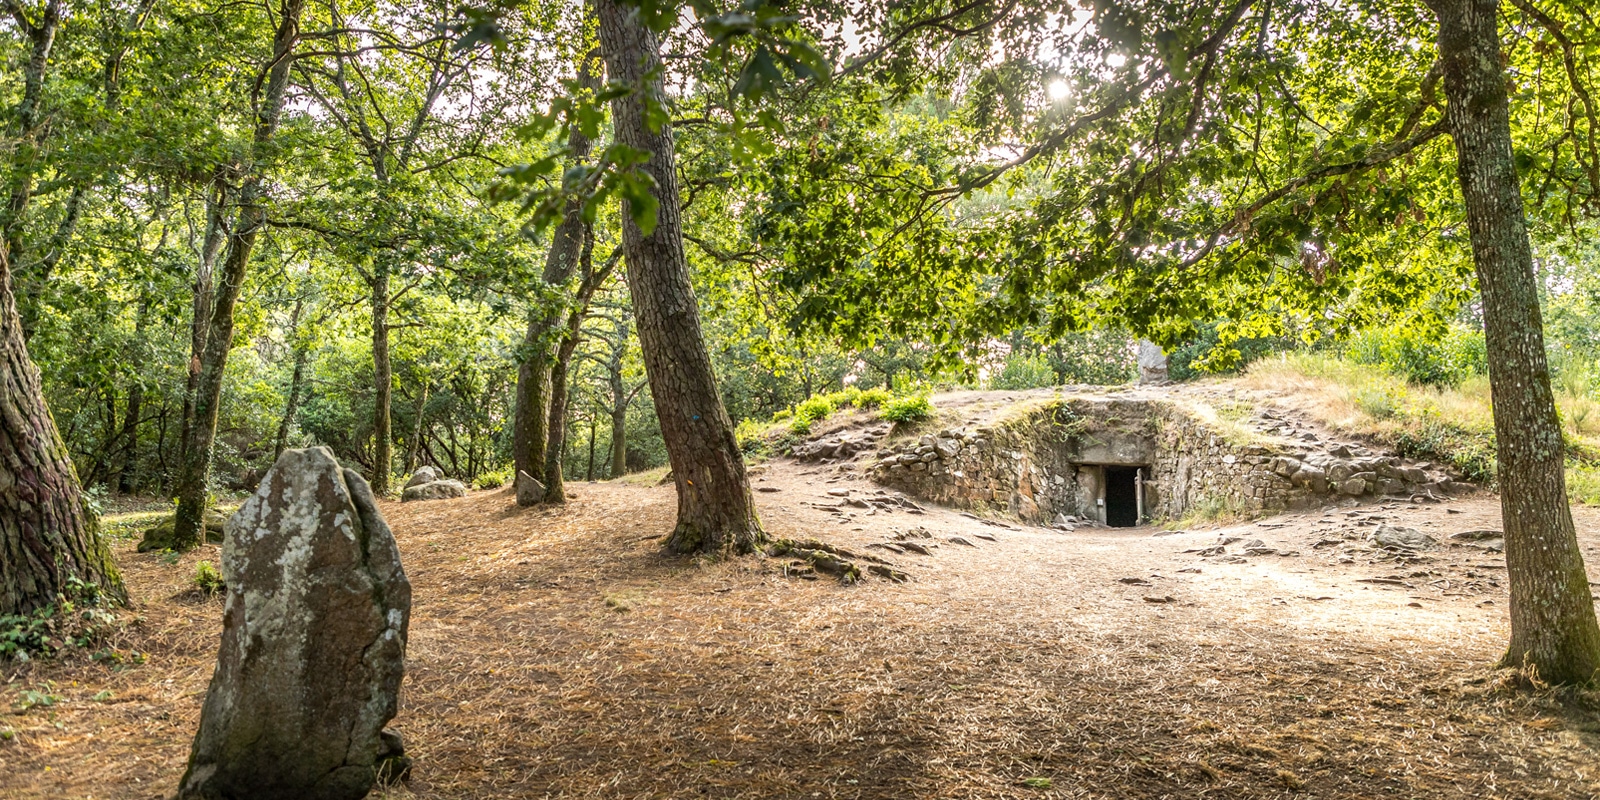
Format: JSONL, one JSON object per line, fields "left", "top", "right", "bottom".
{"left": 193, "top": 561, "right": 226, "bottom": 595}
{"left": 880, "top": 394, "right": 933, "bottom": 423}
{"left": 851, "top": 387, "right": 893, "bottom": 408}
{"left": 794, "top": 394, "right": 838, "bottom": 424}
{"left": 735, "top": 418, "right": 773, "bottom": 457}
{"left": 991, "top": 351, "right": 1057, "bottom": 390}
{"left": 1344, "top": 325, "right": 1486, "bottom": 388}
{"left": 473, "top": 467, "right": 512, "bottom": 490}
{"left": 1569, "top": 464, "right": 1600, "bottom": 506}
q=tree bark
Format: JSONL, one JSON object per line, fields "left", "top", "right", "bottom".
{"left": 272, "top": 298, "right": 308, "bottom": 459}
{"left": 596, "top": 0, "right": 762, "bottom": 553}
{"left": 178, "top": 178, "right": 229, "bottom": 481}
{"left": 545, "top": 232, "right": 616, "bottom": 503}
{"left": 172, "top": 0, "right": 305, "bottom": 550}
{"left": 0, "top": 249, "right": 124, "bottom": 615}
{"left": 404, "top": 382, "right": 429, "bottom": 473}
{"left": 371, "top": 257, "right": 393, "bottom": 495}
{"left": 512, "top": 55, "right": 600, "bottom": 504}
{"left": 586, "top": 410, "right": 597, "bottom": 481}
{"left": 611, "top": 403, "right": 627, "bottom": 479}
{"left": 1428, "top": 0, "right": 1600, "bottom": 684}
{"left": 113, "top": 301, "right": 149, "bottom": 494}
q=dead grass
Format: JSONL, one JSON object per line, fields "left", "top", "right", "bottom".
{"left": 6, "top": 470, "right": 1600, "bottom": 799}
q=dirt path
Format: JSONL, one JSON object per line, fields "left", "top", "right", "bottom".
{"left": 5, "top": 459, "right": 1600, "bottom": 799}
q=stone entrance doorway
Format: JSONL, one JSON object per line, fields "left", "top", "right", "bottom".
{"left": 1103, "top": 466, "right": 1142, "bottom": 527}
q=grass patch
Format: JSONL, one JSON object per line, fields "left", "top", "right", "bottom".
{"left": 1175, "top": 495, "right": 1253, "bottom": 527}
{"left": 1569, "top": 464, "right": 1600, "bottom": 506}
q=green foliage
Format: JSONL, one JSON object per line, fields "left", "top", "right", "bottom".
{"left": 851, "top": 387, "right": 893, "bottom": 409}
{"left": 991, "top": 351, "right": 1056, "bottom": 390}
{"left": 1169, "top": 324, "right": 1294, "bottom": 382}
{"left": 473, "top": 468, "right": 512, "bottom": 490}
{"left": 1343, "top": 325, "right": 1486, "bottom": 387}
{"left": 192, "top": 561, "right": 226, "bottom": 595}
{"left": 1569, "top": 465, "right": 1600, "bottom": 506}
{"left": 880, "top": 394, "right": 933, "bottom": 423}
{"left": 0, "top": 577, "right": 119, "bottom": 662}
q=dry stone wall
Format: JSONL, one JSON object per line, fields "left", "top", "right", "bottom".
{"left": 868, "top": 397, "right": 1457, "bottom": 526}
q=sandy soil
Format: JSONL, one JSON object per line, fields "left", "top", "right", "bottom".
{"left": 5, "top": 455, "right": 1600, "bottom": 799}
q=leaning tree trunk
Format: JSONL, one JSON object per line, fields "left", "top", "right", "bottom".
{"left": 0, "top": 250, "right": 124, "bottom": 615}
{"left": 371, "top": 256, "right": 393, "bottom": 495}
{"left": 172, "top": 0, "right": 304, "bottom": 550}
{"left": 1428, "top": 0, "right": 1600, "bottom": 684}
{"left": 596, "top": 0, "right": 762, "bottom": 553}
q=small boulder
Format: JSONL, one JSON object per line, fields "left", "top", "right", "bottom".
{"left": 178, "top": 447, "right": 410, "bottom": 800}
{"left": 403, "top": 466, "right": 440, "bottom": 489}
{"left": 402, "top": 479, "right": 468, "bottom": 502}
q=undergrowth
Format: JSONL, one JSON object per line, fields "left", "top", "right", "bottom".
{"left": 0, "top": 576, "right": 126, "bottom": 663}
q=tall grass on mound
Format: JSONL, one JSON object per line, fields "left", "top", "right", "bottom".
{"left": 1245, "top": 353, "right": 1600, "bottom": 494}
{"left": 1244, "top": 354, "right": 1499, "bottom": 482}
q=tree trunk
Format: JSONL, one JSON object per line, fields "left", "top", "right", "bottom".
{"left": 544, "top": 228, "right": 611, "bottom": 503}
{"left": 1428, "top": 0, "right": 1600, "bottom": 684}
{"left": 405, "top": 382, "right": 429, "bottom": 472}
{"left": 586, "top": 410, "right": 597, "bottom": 481}
{"left": 596, "top": 0, "right": 762, "bottom": 553}
{"left": 171, "top": 0, "right": 304, "bottom": 550}
{"left": 512, "top": 58, "right": 599, "bottom": 504}
{"left": 371, "top": 257, "right": 393, "bottom": 495}
{"left": 178, "top": 179, "right": 229, "bottom": 478}
{"left": 0, "top": 250, "right": 124, "bottom": 615}
{"left": 272, "top": 298, "right": 308, "bottom": 460}
{"left": 611, "top": 404, "right": 627, "bottom": 478}
{"left": 0, "top": 0, "right": 62, "bottom": 332}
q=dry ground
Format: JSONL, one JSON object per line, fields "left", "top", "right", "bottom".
{"left": 6, "top": 458, "right": 1600, "bottom": 799}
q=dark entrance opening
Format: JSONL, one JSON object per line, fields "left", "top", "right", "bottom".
{"left": 1104, "top": 466, "right": 1141, "bottom": 527}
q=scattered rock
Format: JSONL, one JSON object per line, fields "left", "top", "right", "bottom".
{"left": 1371, "top": 526, "right": 1439, "bottom": 551}
{"left": 404, "top": 478, "right": 469, "bottom": 502}
{"left": 1117, "top": 577, "right": 1152, "bottom": 586}
{"left": 756, "top": 486, "right": 781, "bottom": 493}
{"left": 1143, "top": 595, "right": 1176, "bottom": 604}
{"left": 947, "top": 536, "right": 978, "bottom": 547}
{"left": 403, "top": 466, "right": 440, "bottom": 489}
{"left": 178, "top": 447, "right": 410, "bottom": 800}
{"left": 1449, "top": 529, "right": 1504, "bottom": 542}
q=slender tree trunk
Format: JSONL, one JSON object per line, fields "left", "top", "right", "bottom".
{"left": 597, "top": 0, "right": 762, "bottom": 553}
{"left": 0, "top": 250, "right": 125, "bottom": 615}
{"left": 172, "top": 0, "right": 304, "bottom": 550}
{"left": 371, "top": 258, "right": 393, "bottom": 495}
{"left": 611, "top": 404, "right": 627, "bottom": 479}
{"left": 586, "top": 411, "right": 597, "bottom": 481}
{"left": 512, "top": 57, "right": 600, "bottom": 504}
{"left": 112, "top": 298, "right": 151, "bottom": 494}
{"left": 405, "top": 382, "right": 429, "bottom": 472}
{"left": 272, "top": 298, "right": 308, "bottom": 459}
{"left": 544, "top": 229, "right": 610, "bottom": 503}
{"left": 1428, "top": 0, "right": 1600, "bottom": 684}
{"left": 178, "top": 179, "right": 228, "bottom": 477}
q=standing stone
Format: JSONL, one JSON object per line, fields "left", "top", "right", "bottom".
{"left": 516, "top": 470, "right": 547, "bottom": 506}
{"left": 1137, "top": 340, "right": 1169, "bottom": 385}
{"left": 179, "top": 447, "right": 411, "bottom": 800}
